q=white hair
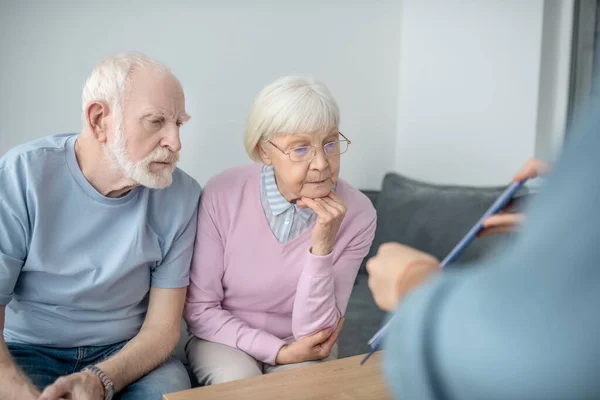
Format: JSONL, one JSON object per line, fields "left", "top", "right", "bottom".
{"left": 81, "top": 51, "right": 172, "bottom": 124}
{"left": 244, "top": 76, "right": 340, "bottom": 162}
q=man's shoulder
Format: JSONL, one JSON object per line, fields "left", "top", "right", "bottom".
{"left": 170, "top": 167, "right": 202, "bottom": 200}
{"left": 147, "top": 167, "right": 202, "bottom": 216}
{"left": 0, "top": 133, "right": 74, "bottom": 172}
{"left": 144, "top": 169, "right": 202, "bottom": 238}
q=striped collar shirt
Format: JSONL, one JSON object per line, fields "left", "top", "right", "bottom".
{"left": 259, "top": 165, "right": 317, "bottom": 244}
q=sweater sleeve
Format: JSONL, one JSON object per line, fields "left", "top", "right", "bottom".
{"left": 292, "top": 209, "right": 376, "bottom": 339}
{"left": 382, "top": 106, "right": 600, "bottom": 400}
{"left": 184, "top": 191, "right": 286, "bottom": 365}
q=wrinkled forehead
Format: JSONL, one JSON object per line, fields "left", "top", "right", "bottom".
{"left": 123, "top": 68, "right": 187, "bottom": 118}
{"left": 274, "top": 126, "right": 340, "bottom": 143}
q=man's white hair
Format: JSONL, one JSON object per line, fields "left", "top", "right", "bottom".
{"left": 245, "top": 76, "right": 340, "bottom": 162}
{"left": 81, "top": 51, "right": 171, "bottom": 124}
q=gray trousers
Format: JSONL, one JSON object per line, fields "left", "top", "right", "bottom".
{"left": 185, "top": 336, "right": 338, "bottom": 386}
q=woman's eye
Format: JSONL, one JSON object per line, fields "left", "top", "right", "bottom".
{"left": 293, "top": 146, "right": 310, "bottom": 155}
{"left": 324, "top": 142, "right": 337, "bottom": 153}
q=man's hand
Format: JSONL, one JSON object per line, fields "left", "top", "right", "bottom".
{"left": 367, "top": 243, "right": 440, "bottom": 311}
{"left": 38, "top": 371, "right": 104, "bottom": 400}
{"left": 299, "top": 192, "right": 347, "bottom": 256}
{"left": 276, "top": 318, "right": 344, "bottom": 365}
{"left": 9, "top": 385, "right": 39, "bottom": 400}
{"left": 480, "top": 158, "right": 550, "bottom": 237}
{"left": 0, "top": 306, "right": 43, "bottom": 400}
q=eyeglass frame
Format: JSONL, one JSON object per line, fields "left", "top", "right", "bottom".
{"left": 267, "top": 131, "right": 352, "bottom": 162}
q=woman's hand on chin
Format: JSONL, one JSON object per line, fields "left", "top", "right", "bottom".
{"left": 300, "top": 192, "right": 347, "bottom": 256}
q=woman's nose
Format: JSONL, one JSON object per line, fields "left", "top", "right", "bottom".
{"left": 310, "top": 147, "right": 329, "bottom": 170}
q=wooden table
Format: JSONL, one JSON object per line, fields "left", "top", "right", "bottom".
{"left": 163, "top": 352, "right": 392, "bottom": 400}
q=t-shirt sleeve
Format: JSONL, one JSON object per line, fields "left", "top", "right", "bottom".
{"left": 0, "top": 167, "right": 29, "bottom": 305}
{"left": 151, "top": 182, "right": 201, "bottom": 289}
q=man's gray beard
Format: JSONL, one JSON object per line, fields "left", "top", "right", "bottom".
{"left": 103, "top": 122, "right": 178, "bottom": 189}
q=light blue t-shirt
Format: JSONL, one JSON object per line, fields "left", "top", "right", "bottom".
{"left": 0, "top": 133, "right": 201, "bottom": 347}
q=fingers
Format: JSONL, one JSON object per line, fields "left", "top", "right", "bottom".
{"left": 478, "top": 226, "right": 519, "bottom": 237}
{"left": 366, "top": 243, "right": 439, "bottom": 310}
{"left": 301, "top": 197, "right": 344, "bottom": 222}
{"left": 366, "top": 244, "right": 390, "bottom": 275}
{"left": 514, "top": 158, "right": 550, "bottom": 182}
{"left": 301, "top": 192, "right": 347, "bottom": 214}
{"left": 295, "top": 199, "right": 308, "bottom": 208}
{"left": 320, "top": 196, "right": 346, "bottom": 214}
{"left": 325, "top": 317, "right": 344, "bottom": 349}
{"left": 482, "top": 213, "right": 525, "bottom": 229}
{"left": 365, "top": 249, "right": 387, "bottom": 276}
{"left": 317, "top": 318, "right": 345, "bottom": 358}
{"left": 326, "top": 317, "right": 344, "bottom": 345}
{"left": 300, "top": 197, "right": 330, "bottom": 217}
{"left": 39, "top": 377, "right": 72, "bottom": 400}
{"left": 305, "top": 326, "right": 334, "bottom": 347}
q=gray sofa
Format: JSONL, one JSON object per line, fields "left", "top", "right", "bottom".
{"left": 175, "top": 172, "right": 529, "bottom": 387}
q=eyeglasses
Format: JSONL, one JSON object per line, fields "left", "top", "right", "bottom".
{"left": 268, "top": 132, "right": 352, "bottom": 162}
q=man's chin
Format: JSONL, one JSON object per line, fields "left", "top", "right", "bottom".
{"left": 134, "top": 171, "right": 174, "bottom": 189}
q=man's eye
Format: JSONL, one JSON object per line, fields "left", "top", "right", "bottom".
{"left": 176, "top": 121, "right": 183, "bottom": 127}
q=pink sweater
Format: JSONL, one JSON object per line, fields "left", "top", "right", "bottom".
{"left": 184, "top": 163, "right": 377, "bottom": 365}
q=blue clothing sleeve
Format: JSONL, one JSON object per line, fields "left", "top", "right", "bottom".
{"left": 0, "top": 166, "right": 28, "bottom": 305}
{"left": 151, "top": 188, "right": 200, "bottom": 289}
{"left": 383, "top": 107, "right": 600, "bottom": 399}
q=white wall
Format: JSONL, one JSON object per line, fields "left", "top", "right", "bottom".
{"left": 535, "top": 0, "right": 575, "bottom": 162}
{"left": 394, "top": 0, "right": 573, "bottom": 186}
{"left": 0, "top": 0, "right": 401, "bottom": 190}
{"left": 0, "top": 0, "right": 574, "bottom": 190}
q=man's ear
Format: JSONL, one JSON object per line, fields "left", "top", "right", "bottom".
{"left": 258, "top": 142, "right": 272, "bottom": 166}
{"left": 85, "top": 101, "right": 111, "bottom": 143}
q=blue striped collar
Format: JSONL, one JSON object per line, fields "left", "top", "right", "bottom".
{"left": 261, "top": 165, "right": 314, "bottom": 221}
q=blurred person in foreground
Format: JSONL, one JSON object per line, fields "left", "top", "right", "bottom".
{"left": 366, "top": 98, "right": 600, "bottom": 399}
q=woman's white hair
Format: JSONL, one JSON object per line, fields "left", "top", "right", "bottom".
{"left": 245, "top": 76, "right": 340, "bottom": 162}
{"left": 81, "top": 51, "right": 171, "bottom": 124}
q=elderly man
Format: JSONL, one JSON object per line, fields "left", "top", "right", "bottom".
{"left": 0, "top": 52, "right": 201, "bottom": 400}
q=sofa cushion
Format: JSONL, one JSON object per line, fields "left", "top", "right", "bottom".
{"left": 362, "top": 172, "right": 528, "bottom": 273}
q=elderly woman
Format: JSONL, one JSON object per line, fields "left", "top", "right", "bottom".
{"left": 184, "top": 76, "right": 377, "bottom": 385}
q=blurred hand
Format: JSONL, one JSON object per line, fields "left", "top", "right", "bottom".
{"left": 367, "top": 243, "right": 440, "bottom": 311}
{"left": 38, "top": 371, "right": 104, "bottom": 400}
{"left": 276, "top": 318, "right": 344, "bottom": 364}
{"left": 298, "top": 192, "right": 347, "bottom": 256}
{"left": 479, "top": 158, "right": 550, "bottom": 237}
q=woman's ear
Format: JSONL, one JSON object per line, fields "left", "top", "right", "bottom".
{"left": 258, "top": 143, "right": 272, "bottom": 166}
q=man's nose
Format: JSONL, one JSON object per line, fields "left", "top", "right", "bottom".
{"left": 161, "top": 124, "right": 182, "bottom": 152}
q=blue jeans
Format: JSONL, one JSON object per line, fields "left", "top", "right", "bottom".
{"left": 8, "top": 341, "right": 191, "bottom": 400}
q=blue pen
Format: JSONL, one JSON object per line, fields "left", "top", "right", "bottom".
{"left": 360, "top": 179, "right": 527, "bottom": 365}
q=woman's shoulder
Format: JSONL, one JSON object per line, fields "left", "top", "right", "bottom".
{"left": 202, "top": 163, "right": 262, "bottom": 198}
{"left": 336, "top": 179, "right": 376, "bottom": 222}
